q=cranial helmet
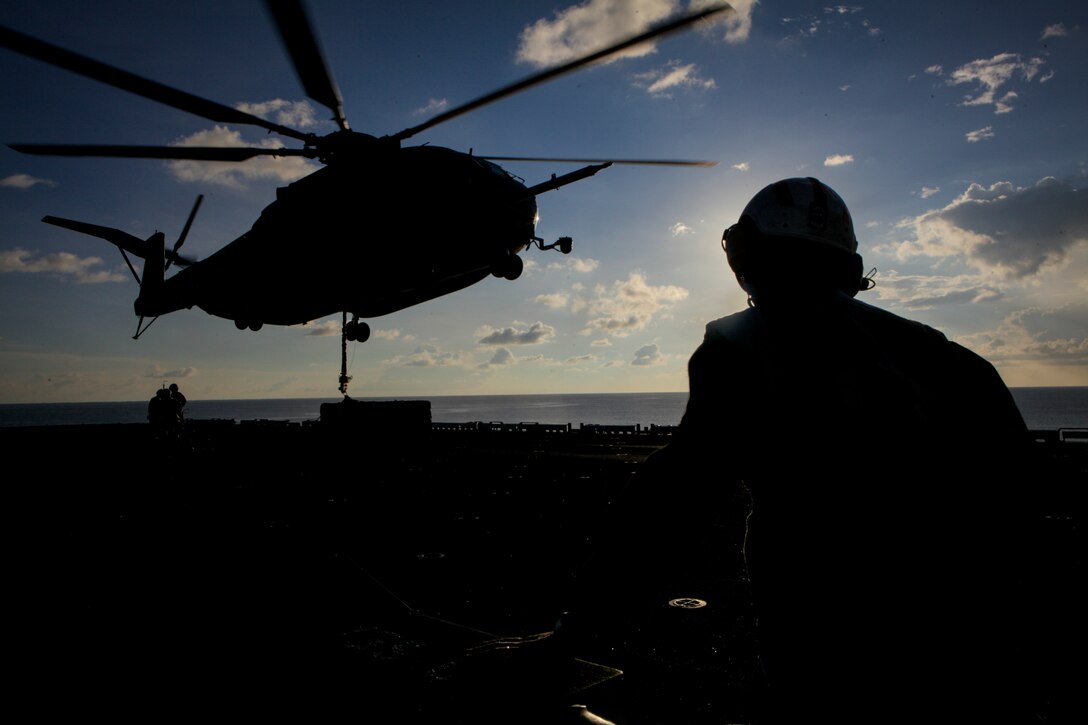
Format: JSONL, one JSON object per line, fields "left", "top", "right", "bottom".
{"left": 738, "top": 177, "right": 857, "bottom": 253}
{"left": 723, "top": 178, "right": 871, "bottom": 299}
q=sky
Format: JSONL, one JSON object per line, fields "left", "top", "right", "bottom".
{"left": 1, "top": 0, "right": 1086, "bottom": 404}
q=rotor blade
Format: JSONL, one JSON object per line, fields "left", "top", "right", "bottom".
{"left": 43, "top": 216, "right": 196, "bottom": 267}
{"left": 9, "top": 144, "right": 314, "bottom": 161}
{"left": 391, "top": 2, "right": 732, "bottom": 142}
{"left": 480, "top": 155, "right": 718, "bottom": 167}
{"left": 174, "top": 195, "right": 203, "bottom": 254}
{"left": 166, "top": 194, "right": 204, "bottom": 271}
{"left": 264, "top": 0, "right": 348, "bottom": 130}
{"left": 0, "top": 24, "right": 311, "bottom": 142}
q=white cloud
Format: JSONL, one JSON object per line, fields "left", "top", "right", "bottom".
{"left": 824, "top": 154, "right": 854, "bottom": 166}
{"left": 516, "top": 0, "right": 753, "bottom": 69}
{"left": 994, "top": 91, "right": 1018, "bottom": 114}
{"left": 631, "top": 343, "right": 665, "bottom": 366}
{"left": 580, "top": 272, "right": 688, "bottom": 337}
{"left": 234, "top": 99, "right": 320, "bottom": 128}
{"left": 476, "top": 321, "right": 557, "bottom": 345}
{"left": 590, "top": 338, "right": 612, "bottom": 347}
{"left": 304, "top": 320, "right": 341, "bottom": 337}
{"left": 891, "top": 177, "right": 1088, "bottom": 279}
{"left": 0, "top": 248, "right": 126, "bottom": 283}
{"left": 389, "top": 344, "right": 472, "bottom": 368}
{"left": 732, "top": 162, "right": 750, "bottom": 172}
{"left": 167, "top": 125, "right": 319, "bottom": 187}
{"left": 547, "top": 256, "right": 600, "bottom": 273}
{"left": 487, "top": 347, "right": 515, "bottom": 366}
{"left": 1, "top": 173, "right": 57, "bottom": 189}
{"left": 147, "top": 365, "right": 197, "bottom": 380}
{"left": 948, "top": 53, "right": 1045, "bottom": 113}
{"left": 633, "top": 60, "right": 716, "bottom": 96}
{"left": 920, "top": 186, "right": 940, "bottom": 199}
{"left": 693, "top": 0, "right": 757, "bottom": 43}
{"left": 413, "top": 98, "right": 449, "bottom": 117}
{"left": 966, "top": 126, "right": 995, "bottom": 143}
{"left": 670, "top": 221, "right": 694, "bottom": 236}
{"left": 516, "top": 0, "right": 676, "bottom": 68}
{"left": 1040, "top": 70, "right": 1055, "bottom": 83}
{"left": 534, "top": 292, "right": 570, "bottom": 309}
{"left": 925, "top": 65, "right": 943, "bottom": 76}
{"left": 825, "top": 6, "right": 862, "bottom": 15}
{"left": 958, "top": 304, "right": 1088, "bottom": 365}
{"left": 373, "top": 328, "right": 413, "bottom": 341}
{"left": 1041, "top": 23, "right": 1069, "bottom": 40}
{"left": 871, "top": 270, "right": 1004, "bottom": 310}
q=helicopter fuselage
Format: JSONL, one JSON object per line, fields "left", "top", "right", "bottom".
{"left": 147, "top": 145, "right": 537, "bottom": 329}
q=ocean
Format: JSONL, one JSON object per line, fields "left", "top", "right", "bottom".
{"left": 1, "top": 388, "right": 1086, "bottom": 430}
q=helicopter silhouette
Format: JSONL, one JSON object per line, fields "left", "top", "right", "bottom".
{"left": 1, "top": 0, "right": 728, "bottom": 394}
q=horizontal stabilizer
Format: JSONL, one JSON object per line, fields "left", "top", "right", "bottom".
{"left": 42, "top": 215, "right": 194, "bottom": 267}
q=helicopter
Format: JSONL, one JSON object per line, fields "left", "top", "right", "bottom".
{"left": 1, "top": 1, "right": 728, "bottom": 394}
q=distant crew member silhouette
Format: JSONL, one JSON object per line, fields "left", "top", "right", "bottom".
{"left": 147, "top": 387, "right": 181, "bottom": 437}
{"left": 169, "top": 383, "right": 187, "bottom": 422}
{"left": 616, "top": 178, "right": 1037, "bottom": 722}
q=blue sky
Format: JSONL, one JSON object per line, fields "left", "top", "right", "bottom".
{"left": 1, "top": 0, "right": 1086, "bottom": 403}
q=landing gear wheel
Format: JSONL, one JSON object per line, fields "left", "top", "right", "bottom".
{"left": 345, "top": 320, "right": 370, "bottom": 343}
{"left": 235, "top": 319, "right": 247, "bottom": 330}
{"left": 492, "top": 254, "right": 523, "bottom": 280}
{"left": 248, "top": 322, "right": 263, "bottom": 332}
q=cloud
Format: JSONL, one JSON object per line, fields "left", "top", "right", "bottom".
{"left": 1, "top": 173, "right": 57, "bottom": 189}
{"left": 824, "top": 154, "right": 854, "bottom": 166}
{"left": 476, "top": 321, "right": 557, "bottom": 345}
{"left": 891, "top": 177, "right": 1088, "bottom": 279}
{"left": 694, "top": 0, "right": 757, "bottom": 43}
{"left": 947, "top": 53, "right": 1045, "bottom": 113}
{"left": 871, "top": 270, "right": 1004, "bottom": 310}
{"left": 146, "top": 365, "right": 197, "bottom": 380}
{"left": 590, "top": 338, "right": 612, "bottom": 347}
{"left": 670, "top": 221, "right": 694, "bottom": 236}
{"left": 1041, "top": 23, "right": 1069, "bottom": 40}
{"left": 633, "top": 60, "right": 716, "bottom": 96}
{"left": 234, "top": 99, "right": 320, "bottom": 128}
{"left": 631, "top": 343, "right": 664, "bottom": 366}
{"left": 966, "top": 126, "right": 995, "bottom": 143}
{"left": 781, "top": 4, "right": 878, "bottom": 40}
{"left": 957, "top": 304, "right": 1088, "bottom": 365}
{"left": 534, "top": 292, "right": 570, "bottom": 309}
{"left": 580, "top": 272, "right": 688, "bottom": 337}
{"left": 516, "top": 0, "right": 753, "bottom": 69}
{"left": 546, "top": 256, "right": 600, "bottom": 273}
{"left": 732, "top": 162, "right": 750, "bottom": 172}
{"left": 413, "top": 98, "right": 449, "bottom": 117}
{"left": 304, "top": 320, "right": 341, "bottom": 337}
{"left": 516, "top": 0, "right": 677, "bottom": 68}
{"left": 0, "top": 248, "right": 126, "bottom": 283}
{"left": 486, "top": 347, "right": 515, "bottom": 367}
{"left": 925, "top": 65, "right": 943, "bottom": 76}
{"left": 374, "top": 328, "right": 413, "bottom": 341}
{"left": 920, "top": 186, "right": 940, "bottom": 199}
{"left": 388, "top": 344, "right": 472, "bottom": 368}
{"left": 167, "top": 125, "right": 319, "bottom": 187}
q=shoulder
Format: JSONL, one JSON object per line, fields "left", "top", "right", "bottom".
{"left": 703, "top": 308, "right": 760, "bottom": 344}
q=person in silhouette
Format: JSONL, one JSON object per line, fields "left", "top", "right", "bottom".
{"left": 147, "top": 387, "right": 181, "bottom": 437}
{"left": 611, "top": 178, "right": 1037, "bottom": 722}
{"left": 168, "top": 383, "right": 187, "bottom": 422}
